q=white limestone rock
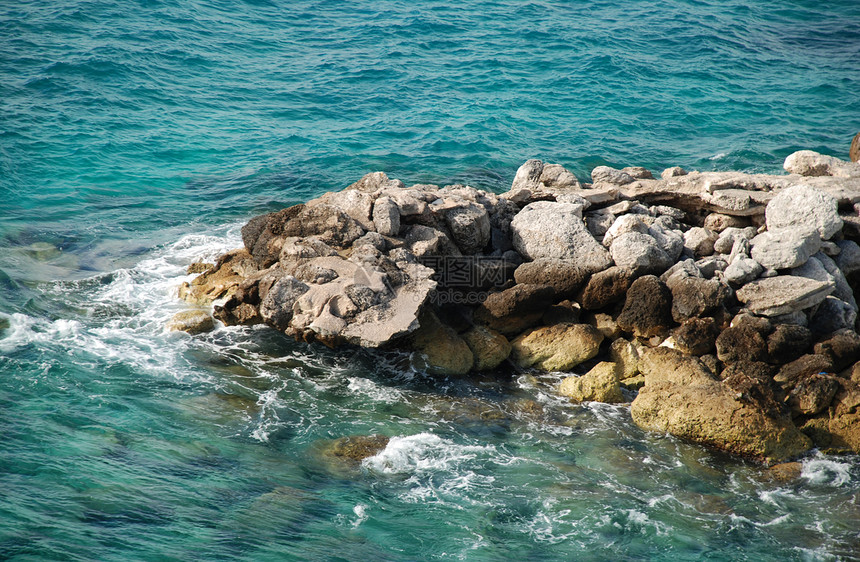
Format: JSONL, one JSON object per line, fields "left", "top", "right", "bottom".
{"left": 510, "top": 201, "right": 612, "bottom": 273}
{"left": 736, "top": 276, "right": 834, "bottom": 317}
{"left": 765, "top": 184, "right": 843, "bottom": 240}
{"left": 750, "top": 228, "right": 821, "bottom": 270}
{"left": 609, "top": 232, "right": 674, "bottom": 275}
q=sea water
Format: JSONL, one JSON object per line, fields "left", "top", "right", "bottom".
{"left": 2, "top": 1, "right": 860, "bottom": 559}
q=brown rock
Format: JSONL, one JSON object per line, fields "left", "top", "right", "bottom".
{"left": 511, "top": 323, "right": 604, "bottom": 371}
{"left": 474, "top": 284, "right": 555, "bottom": 336}
{"left": 616, "top": 275, "right": 674, "bottom": 338}
{"left": 542, "top": 300, "right": 581, "bottom": 325}
{"left": 186, "top": 262, "right": 212, "bottom": 274}
{"left": 513, "top": 259, "right": 589, "bottom": 299}
{"left": 799, "top": 379, "right": 860, "bottom": 453}
{"left": 787, "top": 374, "right": 840, "bottom": 416}
{"left": 766, "top": 324, "right": 812, "bottom": 364}
{"left": 587, "top": 312, "right": 622, "bottom": 339}
{"left": 638, "top": 347, "right": 717, "bottom": 386}
{"left": 179, "top": 249, "right": 260, "bottom": 306}
{"left": 577, "top": 266, "right": 634, "bottom": 311}
{"left": 814, "top": 330, "right": 860, "bottom": 372}
{"left": 715, "top": 314, "right": 772, "bottom": 364}
{"left": 766, "top": 462, "right": 803, "bottom": 483}
{"left": 774, "top": 354, "right": 835, "bottom": 388}
{"left": 609, "top": 338, "right": 641, "bottom": 379}
{"left": 670, "top": 277, "right": 733, "bottom": 323}
{"left": 721, "top": 361, "right": 783, "bottom": 417}
{"left": 673, "top": 317, "right": 719, "bottom": 356}
{"left": 322, "top": 434, "right": 390, "bottom": 465}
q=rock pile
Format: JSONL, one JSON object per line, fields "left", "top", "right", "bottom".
{"left": 178, "top": 148, "right": 860, "bottom": 464}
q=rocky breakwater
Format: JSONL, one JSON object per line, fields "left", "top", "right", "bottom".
{"left": 177, "top": 147, "right": 860, "bottom": 465}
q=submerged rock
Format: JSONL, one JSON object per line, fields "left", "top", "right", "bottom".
{"left": 558, "top": 362, "right": 624, "bottom": 404}
{"left": 167, "top": 310, "right": 215, "bottom": 334}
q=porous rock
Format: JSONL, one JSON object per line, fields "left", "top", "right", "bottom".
{"left": 616, "top": 275, "right": 674, "bottom": 338}
{"left": 673, "top": 317, "right": 719, "bottom": 356}
{"left": 787, "top": 374, "right": 840, "bottom": 416}
{"left": 715, "top": 314, "right": 772, "bottom": 364}
{"left": 578, "top": 266, "right": 634, "bottom": 310}
{"left": 670, "top": 277, "right": 732, "bottom": 323}
{"left": 814, "top": 330, "right": 860, "bottom": 372}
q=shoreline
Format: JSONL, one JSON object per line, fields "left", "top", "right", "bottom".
{"left": 174, "top": 145, "right": 860, "bottom": 466}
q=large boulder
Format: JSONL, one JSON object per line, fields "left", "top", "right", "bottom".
{"left": 372, "top": 196, "right": 401, "bottom": 236}
{"left": 851, "top": 132, "right": 860, "bottom": 163}
{"left": 814, "top": 330, "right": 860, "bottom": 372}
{"left": 443, "top": 201, "right": 491, "bottom": 254}
{"left": 783, "top": 150, "right": 860, "bottom": 179}
{"left": 511, "top": 323, "right": 604, "bottom": 371}
{"left": 179, "top": 249, "right": 261, "bottom": 306}
{"left": 510, "top": 201, "right": 612, "bottom": 272}
{"left": 764, "top": 184, "right": 843, "bottom": 239}
{"left": 766, "top": 324, "right": 812, "bottom": 364}
{"left": 673, "top": 317, "right": 719, "bottom": 356}
{"left": 631, "top": 348, "right": 812, "bottom": 464}
{"left": 616, "top": 276, "right": 674, "bottom": 338}
{"left": 715, "top": 314, "right": 772, "bottom": 364}
{"left": 787, "top": 374, "right": 840, "bottom": 416}
{"left": 591, "top": 166, "right": 635, "bottom": 185}
{"left": 244, "top": 204, "right": 366, "bottom": 266}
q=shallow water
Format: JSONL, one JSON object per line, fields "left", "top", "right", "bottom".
{"left": 2, "top": 1, "right": 860, "bottom": 560}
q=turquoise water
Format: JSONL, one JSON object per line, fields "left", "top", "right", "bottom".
{"left": 2, "top": 1, "right": 860, "bottom": 559}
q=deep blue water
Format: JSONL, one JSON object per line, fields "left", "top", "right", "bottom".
{"left": 2, "top": 1, "right": 860, "bottom": 560}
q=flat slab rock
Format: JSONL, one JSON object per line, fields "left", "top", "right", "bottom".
{"left": 736, "top": 276, "right": 834, "bottom": 317}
